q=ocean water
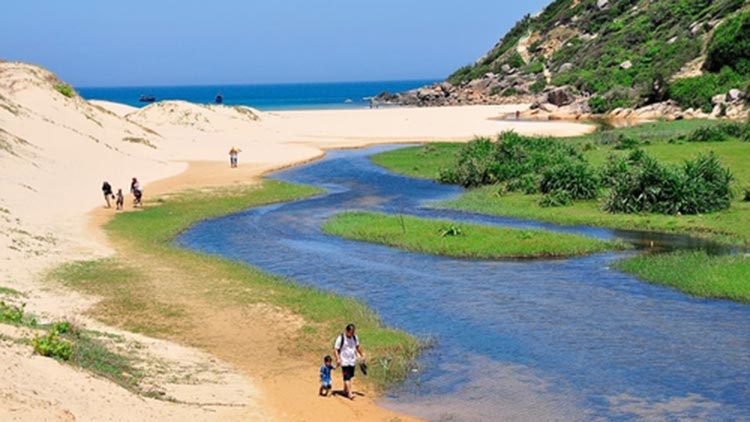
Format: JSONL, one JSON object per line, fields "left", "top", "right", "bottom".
{"left": 77, "top": 80, "right": 436, "bottom": 110}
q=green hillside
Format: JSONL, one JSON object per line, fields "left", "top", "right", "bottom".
{"left": 448, "top": 0, "right": 750, "bottom": 112}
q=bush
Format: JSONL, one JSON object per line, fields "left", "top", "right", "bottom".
{"left": 530, "top": 78, "right": 547, "bottom": 94}
{"left": 438, "top": 137, "right": 498, "bottom": 187}
{"left": 440, "top": 132, "right": 589, "bottom": 191}
{"left": 680, "top": 153, "right": 734, "bottom": 214}
{"left": 33, "top": 331, "right": 74, "bottom": 361}
{"left": 0, "top": 301, "right": 26, "bottom": 323}
{"left": 604, "top": 151, "right": 733, "bottom": 215}
{"left": 506, "top": 174, "right": 541, "bottom": 194}
{"left": 743, "top": 186, "right": 750, "bottom": 202}
{"left": 686, "top": 123, "right": 750, "bottom": 142}
{"left": 540, "top": 190, "right": 573, "bottom": 208}
{"left": 705, "top": 11, "right": 750, "bottom": 74}
{"left": 540, "top": 161, "right": 601, "bottom": 200}
{"left": 589, "top": 96, "right": 609, "bottom": 114}
{"left": 687, "top": 126, "right": 731, "bottom": 142}
{"left": 54, "top": 84, "right": 76, "bottom": 98}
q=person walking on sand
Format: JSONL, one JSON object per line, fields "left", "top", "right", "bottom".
{"left": 229, "top": 147, "right": 239, "bottom": 168}
{"left": 101, "top": 181, "right": 114, "bottom": 208}
{"left": 319, "top": 355, "right": 335, "bottom": 397}
{"left": 333, "top": 323, "right": 366, "bottom": 400}
{"left": 115, "top": 189, "right": 124, "bottom": 210}
{"left": 130, "top": 177, "right": 143, "bottom": 208}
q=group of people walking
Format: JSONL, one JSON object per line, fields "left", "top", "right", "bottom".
{"left": 320, "top": 323, "right": 367, "bottom": 400}
{"left": 101, "top": 177, "right": 142, "bottom": 210}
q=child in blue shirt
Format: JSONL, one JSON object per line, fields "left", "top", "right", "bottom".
{"left": 319, "top": 355, "right": 335, "bottom": 396}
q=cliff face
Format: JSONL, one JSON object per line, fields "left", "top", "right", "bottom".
{"left": 379, "top": 0, "right": 750, "bottom": 117}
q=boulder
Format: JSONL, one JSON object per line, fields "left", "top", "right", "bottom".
{"left": 559, "top": 63, "right": 574, "bottom": 73}
{"left": 712, "top": 94, "right": 727, "bottom": 106}
{"left": 539, "top": 103, "right": 559, "bottom": 113}
{"left": 546, "top": 86, "right": 576, "bottom": 107}
{"left": 620, "top": 60, "right": 633, "bottom": 70}
{"left": 727, "top": 89, "right": 743, "bottom": 103}
{"left": 597, "top": 0, "right": 609, "bottom": 10}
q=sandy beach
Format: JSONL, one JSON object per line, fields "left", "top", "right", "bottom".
{"left": 0, "top": 61, "right": 594, "bottom": 421}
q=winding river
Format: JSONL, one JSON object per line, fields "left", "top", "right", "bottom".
{"left": 177, "top": 146, "right": 749, "bottom": 422}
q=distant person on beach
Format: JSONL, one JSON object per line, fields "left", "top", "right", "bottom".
{"left": 333, "top": 323, "right": 366, "bottom": 400}
{"left": 115, "top": 189, "right": 124, "bottom": 210}
{"left": 130, "top": 177, "right": 143, "bottom": 208}
{"left": 515, "top": 110, "right": 521, "bottom": 120}
{"left": 229, "top": 147, "right": 239, "bottom": 168}
{"left": 319, "top": 355, "right": 335, "bottom": 397}
{"left": 101, "top": 181, "right": 113, "bottom": 208}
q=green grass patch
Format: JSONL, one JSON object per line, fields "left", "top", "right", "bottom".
{"left": 371, "top": 144, "right": 459, "bottom": 180}
{"left": 51, "top": 180, "right": 422, "bottom": 391}
{"left": 615, "top": 251, "right": 750, "bottom": 303}
{"left": 323, "top": 211, "right": 626, "bottom": 259}
{"left": 0, "top": 286, "right": 23, "bottom": 297}
{"left": 54, "top": 84, "right": 76, "bottom": 98}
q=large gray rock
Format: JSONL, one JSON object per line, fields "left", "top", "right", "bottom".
{"left": 559, "top": 63, "right": 574, "bottom": 73}
{"left": 546, "top": 86, "right": 577, "bottom": 107}
{"left": 597, "top": 0, "right": 609, "bottom": 10}
{"left": 620, "top": 60, "right": 633, "bottom": 70}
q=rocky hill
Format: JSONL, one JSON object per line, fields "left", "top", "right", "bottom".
{"left": 378, "top": 0, "right": 750, "bottom": 119}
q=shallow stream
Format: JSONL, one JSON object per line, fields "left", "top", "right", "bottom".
{"left": 177, "top": 146, "right": 749, "bottom": 422}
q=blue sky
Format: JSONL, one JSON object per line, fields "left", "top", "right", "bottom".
{"left": 0, "top": 1, "right": 550, "bottom": 87}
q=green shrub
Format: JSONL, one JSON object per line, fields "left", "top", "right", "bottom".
{"left": 439, "top": 132, "right": 587, "bottom": 190}
{"left": 1, "top": 301, "right": 26, "bottom": 324}
{"left": 502, "top": 87, "right": 519, "bottom": 97}
{"left": 540, "top": 161, "right": 601, "bottom": 200}
{"left": 705, "top": 11, "right": 750, "bottom": 74}
{"left": 685, "top": 122, "right": 750, "bottom": 142}
{"left": 32, "top": 331, "right": 74, "bottom": 361}
{"left": 523, "top": 61, "right": 545, "bottom": 74}
{"left": 506, "top": 52, "right": 525, "bottom": 69}
{"left": 530, "top": 78, "right": 547, "bottom": 94}
{"left": 603, "top": 150, "right": 733, "bottom": 215}
{"left": 437, "top": 137, "right": 498, "bottom": 187}
{"left": 539, "top": 190, "right": 573, "bottom": 208}
{"left": 687, "top": 125, "right": 732, "bottom": 142}
{"left": 506, "top": 174, "right": 541, "bottom": 194}
{"left": 54, "top": 84, "right": 76, "bottom": 98}
{"left": 589, "top": 96, "right": 609, "bottom": 114}
{"left": 680, "top": 153, "right": 734, "bottom": 214}
{"left": 743, "top": 186, "right": 750, "bottom": 202}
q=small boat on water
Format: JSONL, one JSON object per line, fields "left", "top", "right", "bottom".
{"left": 215, "top": 93, "right": 223, "bottom": 104}
{"left": 139, "top": 95, "right": 156, "bottom": 103}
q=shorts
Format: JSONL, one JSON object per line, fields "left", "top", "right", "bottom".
{"left": 342, "top": 365, "right": 355, "bottom": 381}
{"left": 321, "top": 381, "right": 332, "bottom": 389}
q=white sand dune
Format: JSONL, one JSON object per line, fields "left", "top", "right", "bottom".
{"left": 0, "top": 61, "right": 594, "bottom": 421}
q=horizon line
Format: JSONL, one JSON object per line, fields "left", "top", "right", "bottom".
{"left": 76, "top": 77, "right": 444, "bottom": 90}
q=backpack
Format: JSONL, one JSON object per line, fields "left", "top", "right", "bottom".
{"left": 336, "top": 333, "right": 358, "bottom": 353}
